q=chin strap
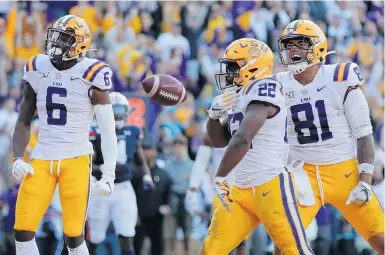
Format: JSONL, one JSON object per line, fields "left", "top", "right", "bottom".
{"left": 290, "top": 51, "right": 336, "bottom": 74}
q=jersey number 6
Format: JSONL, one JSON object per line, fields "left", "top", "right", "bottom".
{"left": 46, "top": 87, "right": 67, "bottom": 126}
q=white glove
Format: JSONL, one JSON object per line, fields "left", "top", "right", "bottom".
{"left": 214, "top": 177, "right": 233, "bottom": 212}
{"left": 92, "top": 164, "right": 115, "bottom": 196}
{"left": 185, "top": 190, "right": 201, "bottom": 216}
{"left": 346, "top": 181, "right": 372, "bottom": 206}
{"left": 12, "top": 158, "right": 34, "bottom": 180}
{"left": 207, "top": 90, "right": 239, "bottom": 119}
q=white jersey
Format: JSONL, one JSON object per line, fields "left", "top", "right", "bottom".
{"left": 275, "top": 63, "right": 369, "bottom": 165}
{"left": 23, "top": 54, "right": 113, "bottom": 160}
{"left": 228, "top": 77, "right": 289, "bottom": 188}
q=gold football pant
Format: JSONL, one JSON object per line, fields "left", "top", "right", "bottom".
{"left": 15, "top": 155, "right": 91, "bottom": 237}
{"left": 298, "top": 158, "right": 384, "bottom": 241}
{"left": 201, "top": 171, "right": 313, "bottom": 255}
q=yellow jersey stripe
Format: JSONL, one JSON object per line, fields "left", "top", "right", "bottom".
{"left": 337, "top": 63, "right": 346, "bottom": 82}
{"left": 82, "top": 61, "right": 104, "bottom": 81}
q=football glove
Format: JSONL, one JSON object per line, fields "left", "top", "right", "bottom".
{"left": 185, "top": 189, "right": 201, "bottom": 216}
{"left": 207, "top": 90, "right": 239, "bottom": 120}
{"left": 92, "top": 164, "right": 115, "bottom": 196}
{"left": 214, "top": 177, "right": 233, "bottom": 212}
{"left": 12, "top": 158, "right": 34, "bottom": 180}
{"left": 346, "top": 181, "right": 372, "bottom": 206}
{"left": 143, "top": 174, "right": 156, "bottom": 192}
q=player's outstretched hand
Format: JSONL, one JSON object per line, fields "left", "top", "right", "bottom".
{"left": 92, "top": 169, "right": 115, "bottom": 196}
{"left": 346, "top": 181, "right": 372, "bottom": 206}
{"left": 208, "top": 89, "right": 239, "bottom": 120}
{"left": 12, "top": 158, "right": 34, "bottom": 180}
{"left": 214, "top": 176, "right": 233, "bottom": 212}
{"left": 143, "top": 174, "right": 156, "bottom": 192}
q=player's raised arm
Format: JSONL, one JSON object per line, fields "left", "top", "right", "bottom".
{"left": 92, "top": 88, "right": 117, "bottom": 196}
{"left": 12, "top": 80, "right": 36, "bottom": 179}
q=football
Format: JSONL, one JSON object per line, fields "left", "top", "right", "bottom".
{"left": 142, "top": 74, "right": 187, "bottom": 106}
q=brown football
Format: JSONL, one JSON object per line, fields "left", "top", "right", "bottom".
{"left": 142, "top": 74, "right": 187, "bottom": 106}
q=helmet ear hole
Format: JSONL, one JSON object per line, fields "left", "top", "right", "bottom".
{"left": 320, "top": 48, "right": 324, "bottom": 52}
{"left": 249, "top": 68, "right": 259, "bottom": 73}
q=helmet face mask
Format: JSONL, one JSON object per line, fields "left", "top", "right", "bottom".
{"left": 215, "top": 58, "right": 243, "bottom": 90}
{"left": 279, "top": 36, "right": 314, "bottom": 73}
{"left": 110, "top": 92, "right": 130, "bottom": 130}
{"left": 112, "top": 104, "right": 129, "bottom": 130}
{"left": 280, "top": 37, "right": 312, "bottom": 62}
{"left": 45, "top": 15, "right": 92, "bottom": 63}
{"left": 279, "top": 20, "right": 328, "bottom": 74}
{"left": 45, "top": 27, "right": 76, "bottom": 63}
{"left": 215, "top": 38, "right": 274, "bottom": 91}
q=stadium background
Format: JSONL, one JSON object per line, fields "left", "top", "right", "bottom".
{"left": 0, "top": 1, "right": 383, "bottom": 255}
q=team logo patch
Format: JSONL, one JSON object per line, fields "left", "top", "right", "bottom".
{"left": 248, "top": 47, "right": 260, "bottom": 58}
{"left": 301, "top": 89, "right": 308, "bottom": 96}
{"left": 56, "top": 73, "right": 61, "bottom": 79}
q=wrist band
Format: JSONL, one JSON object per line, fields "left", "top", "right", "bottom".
{"left": 359, "top": 163, "right": 374, "bottom": 175}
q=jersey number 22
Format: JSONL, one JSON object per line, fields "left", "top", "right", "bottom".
{"left": 46, "top": 87, "right": 67, "bottom": 126}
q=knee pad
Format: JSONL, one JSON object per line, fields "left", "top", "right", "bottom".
{"left": 118, "top": 235, "right": 134, "bottom": 251}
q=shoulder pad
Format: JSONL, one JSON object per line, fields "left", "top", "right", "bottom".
{"left": 332, "top": 62, "right": 364, "bottom": 86}
{"left": 82, "top": 59, "right": 113, "bottom": 90}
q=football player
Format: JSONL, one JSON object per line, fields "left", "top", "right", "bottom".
{"left": 186, "top": 133, "right": 249, "bottom": 255}
{"left": 274, "top": 20, "right": 384, "bottom": 255}
{"left": 12, "top": 15, "right": 118, "bottom": 255}
{"left": 87, "top": 92, "right": 155, "bottom": 255}
{"left": 200, "top": 38, "right": 314, "bottom": 255}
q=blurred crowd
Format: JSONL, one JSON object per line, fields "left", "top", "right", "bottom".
{"left": 0, "top": 1, "right": 383, "bottom": 255}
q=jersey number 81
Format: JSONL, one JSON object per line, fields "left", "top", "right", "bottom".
{"left": 290, "top": 100, "right": 333, "bottom": 144}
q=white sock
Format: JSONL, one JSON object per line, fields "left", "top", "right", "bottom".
{"left": 67, "top": 241, "right": 89, "bottom": 255}
{"left": 15, "top": 238, "right": 40, "bottom": 255}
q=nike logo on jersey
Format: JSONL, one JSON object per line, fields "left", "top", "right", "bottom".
{"left": 70, "top": 77, "right": 80, "bottom": 81}
{"left": 345, "top": 172, "right": 354, "bottom": 178}
{"left": 317, "top": 86, "right": 326, "bottom": 92}
{"left": 263, "top": 190, "right": 272, "bottom": 196}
